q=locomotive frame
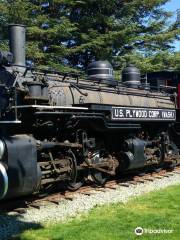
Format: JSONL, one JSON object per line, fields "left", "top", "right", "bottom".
{"left": 0, "top": 24, "right": 180, "bottom": 200}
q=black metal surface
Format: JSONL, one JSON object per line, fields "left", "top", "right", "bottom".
{"left": 0, "top": 51, "right": 13, "bottom": 66}
{"left": 121, "top": 138, "right": 146, "bottom": 170}
{"left": 9, "top": 24, "right": 26, "bottom": 67}
{"left": 34, "top": 111, "right": 141, "bottom": 130}
{"left": 122, "top": 64, "right": 141, "bottom": 88}
{"left": 26, "top": 81, "right": 43, "bottom": 97}
{"left": 0, "top": 85, "right": 9, "bottom": 113}
{"left": 87, "top": 60, "right": 117, "bottom": 86}
{"left": 0, "top": 67, "right": 15, "bottom": 86}
{"left": 4, "top": 135, "right": 41, "bottom": 199}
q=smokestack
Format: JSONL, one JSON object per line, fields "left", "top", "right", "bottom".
{"left": 9, "top": 24, "right": 26, "bottom": 67}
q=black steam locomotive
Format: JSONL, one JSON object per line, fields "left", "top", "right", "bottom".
{"left": 0, "top": 25, "right": 179, "bottom": 200}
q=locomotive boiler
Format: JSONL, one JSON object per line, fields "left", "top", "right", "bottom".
{"left": 0, "top": 24, "right": 179, "bottom": 200}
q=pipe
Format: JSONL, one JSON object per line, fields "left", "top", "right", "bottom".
{"left": 9, "top": 24, "right": 26, "bottom": 67}
{"left": 0, "top": 162, "right": 8, "bottom": 199}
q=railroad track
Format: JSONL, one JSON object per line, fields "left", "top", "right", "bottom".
{"left": 1, "top": 166, "right": 180, "bottom": 214}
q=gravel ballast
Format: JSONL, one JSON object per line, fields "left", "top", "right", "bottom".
{"left": 0, "top": 173, "right": 180, "bottom": 240}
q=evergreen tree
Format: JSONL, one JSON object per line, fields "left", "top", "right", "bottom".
{"left": 0, "top": 0, "right": 179, "bottom": 73}
{"left": 66, "top": 0, "right": 179, "bottom": 71}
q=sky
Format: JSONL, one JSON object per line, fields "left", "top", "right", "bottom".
{"left": 164, "top": 0, "right": 180, "bottom": 51}
{"left": 164, "top": 0, "right": 180, "bottom": 12}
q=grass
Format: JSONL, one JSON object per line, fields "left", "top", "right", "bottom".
{"left": 12, "top": 184, "right": 180, "bottom": 240}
